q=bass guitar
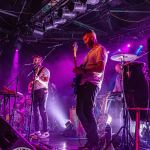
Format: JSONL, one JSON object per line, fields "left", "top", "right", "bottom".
{"left": 72, "top": 42, "right": 82, "bottom": 94}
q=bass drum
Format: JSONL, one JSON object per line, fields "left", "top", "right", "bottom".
{"left": 123, "top": 62, "right": 149, "bottom": 121}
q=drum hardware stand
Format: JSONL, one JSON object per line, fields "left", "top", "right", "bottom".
{"left": 5, "top": 64, "right": 28, "bottom": 126}
{"left": 104, "top": 57, "right": 134, "bottom": 150}
{"left": 10, "top": 76, "right": 19, "bottom": 127}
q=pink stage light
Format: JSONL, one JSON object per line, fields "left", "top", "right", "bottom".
{"left": 15, "top": 49, "right": 19, "bottom": 52}
{"left": 127, "top": 44, "right": 131, "bottom": 48}
{"left": 118, "top": 49, "right": 121, "bottom": 52}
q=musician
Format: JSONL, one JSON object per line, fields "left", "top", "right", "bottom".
{"left": 109, "top": 63, "right": 123, "bottom": 132}
{"left": 73, "top": 30, "right": 108, "bottom": 149}
{"left": 113, "top": 63, "right": 122, "bottom": 92}
{"left": 28, "top": 55, "right": 50, "bottom": 138}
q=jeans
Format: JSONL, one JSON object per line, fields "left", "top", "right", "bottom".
{"left": 32, "top": 88, "right": 48, "bottom": 132}
{"left": 76, "top": 82, "right": 99, "bottom": 146}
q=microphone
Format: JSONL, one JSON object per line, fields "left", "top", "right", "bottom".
{"left": 24, "top": 63, "right": 33, "bottom": 66}
{"left": 47, "top": 43, "right": 63, "bottom": 48}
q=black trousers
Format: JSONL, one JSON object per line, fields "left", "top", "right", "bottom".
{"left": 32, "top": 88, "right": 48, "bottom": 132}
{"left": 76, "top": 82, "right": 99, "bottom": 146}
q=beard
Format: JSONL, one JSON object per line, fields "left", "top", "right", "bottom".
{"left": 86, "top": 39, "right": 94, "bottom": 48}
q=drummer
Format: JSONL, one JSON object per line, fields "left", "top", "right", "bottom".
{"left": 113, "top": 64, "right": 122, "bottom": 92}
{"left": 108, "top": 63, "right": 123, "bottom": 132}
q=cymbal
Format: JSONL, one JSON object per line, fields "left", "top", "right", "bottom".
{"left": 111, "top": 54, "right": 138, "bottom": 62}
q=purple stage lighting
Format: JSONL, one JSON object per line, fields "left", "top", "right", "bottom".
{"left": 118, "top": 49, "right": 121, "bottom": 52}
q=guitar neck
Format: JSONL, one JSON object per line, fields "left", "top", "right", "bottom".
{"left": 74, "top": 56, "right": 77, "bottom": 68}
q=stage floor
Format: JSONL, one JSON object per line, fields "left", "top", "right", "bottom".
{"left": 32, "top": 137, "right": 86, "bottom": 150}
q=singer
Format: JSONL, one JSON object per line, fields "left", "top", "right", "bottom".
{"left": 28, "top": 55, "right": 50, "bottom": 138}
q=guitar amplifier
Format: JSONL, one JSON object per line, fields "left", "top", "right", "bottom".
{"left": 0, "top": 116, "right": 35, "bottom": 150}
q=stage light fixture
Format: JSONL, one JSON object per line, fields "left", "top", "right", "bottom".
{"left": 45, "top": 24, "right": 58, "bottom": 31}
{"left": 63, "top": 120, "right": 76, "bottom": 137}
{"left": 53, "top": 18, "right": 67, "bottom": 25}
{"left": 58, "top": 8, "right": 76, "bottom": 19}
{"left": 80, "top": 0, "right": 99, "bottom": 5}
{"left": 33, "top": 28, "right": 44, "bottom": 37}
{"left": 68, "top": 2, "right": 87, "bottom": 13}
{"left": 135, "top": 45, "right": 143, "bottom": 56}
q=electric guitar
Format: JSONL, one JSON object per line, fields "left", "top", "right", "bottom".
{"left": 72, "top": 42, "right": 82, "bottom": 94}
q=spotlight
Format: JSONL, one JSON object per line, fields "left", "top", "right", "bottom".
{"left": 58, "top": 9, "right": 76, "bottom": 19}
{"left": 127, "top": 44, "right": 131, "bottom": 48}
{"left": 53, "top": 18, "right": 67, "bottom": 25}
{"left": 68, "top": 2, "right": 87, "bottom": 13}
{"left": 33, "top": 28, "right": 44, "bottom": 37}
{"left": 118, "top": 49, "right": 121, "bottom": 52}
{"left": 140, "top": 45, "right": 143, "bottom": 48}
{"left": 87, "top": 0, "right": 100, "bottom": 5}
{"left": 45, "top": 24, "right": 58, "bottom": 31}
{"left": 14, "top": 37, "right": 22, "bottom": 51}
{"left": 135, "top": 45, "right": 143, "bottom": 56}
{"left": 65, "top": 120, "right": 73, "bottom": 128}
{"left": 62, "top": 11, "right": 76, "bottom": 19}
{"left": 63, "top": 120, "right": 76, "bottom": 137}
{"left": 106, "top": 114, "right": 112, "bottom": 125}
{"left": 80, "top": 0, "right": 99, "bottom": 5}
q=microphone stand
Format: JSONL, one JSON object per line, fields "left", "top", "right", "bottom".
{"left": 27, "top": 45, "right": 62, "bottom": 141}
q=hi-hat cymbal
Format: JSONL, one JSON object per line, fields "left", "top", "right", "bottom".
{"left": 111, "top": 54, "right": 138, "bottom": 62}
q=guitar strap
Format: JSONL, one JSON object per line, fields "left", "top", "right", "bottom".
{"left": 37, "top": 66, "right": 44, "bottom": 77}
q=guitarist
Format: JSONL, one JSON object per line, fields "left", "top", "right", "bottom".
{"left": 73, "top": 30, "right": 108, "bottom": 150}
{"left": 28, "top": 55, "right": 50, "bottom": 139}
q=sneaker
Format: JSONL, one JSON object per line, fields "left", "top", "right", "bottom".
{"left": 30, "top": 131, "right": 41, "bottom": 137}
{"left": 40, "top": 132, "right": 50, "bottom": 138}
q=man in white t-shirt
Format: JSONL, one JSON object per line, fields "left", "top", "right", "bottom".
{"left": 28, "top": 55, "right": 50, "bottom": 138}
{"left": 73, "top": 30, "right": 108, "bottom": 149}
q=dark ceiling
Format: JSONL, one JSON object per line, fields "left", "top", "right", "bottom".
{"left": 0, "top": 0, "right": 150, "bottom": 48}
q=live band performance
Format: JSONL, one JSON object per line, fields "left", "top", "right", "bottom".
{"left": 0, "top": 1, "right": 150, "bottom": 150}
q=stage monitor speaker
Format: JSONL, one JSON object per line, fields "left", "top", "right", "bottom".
{"left": 0, "top": 116, "right": 35, "bottom": 150}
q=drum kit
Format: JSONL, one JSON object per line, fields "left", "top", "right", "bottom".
{"left": 0, "top": 89, "right": 32, "bottom": 134}
{"left": 110, "top": 53, "right": 149, "bottom": 120}
{"left": 103, "top": 53, "right": 150, "bottom": 150}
